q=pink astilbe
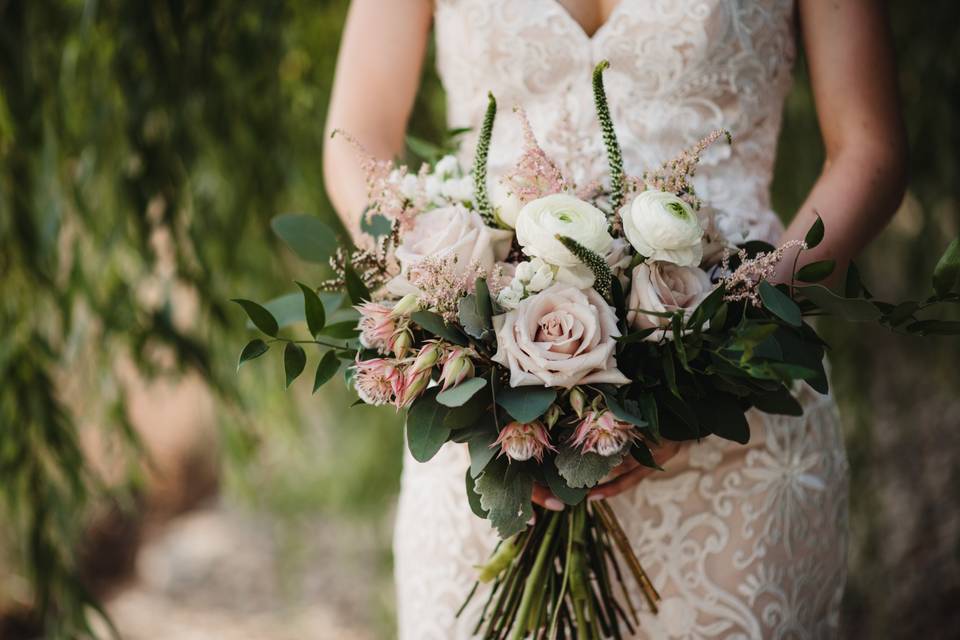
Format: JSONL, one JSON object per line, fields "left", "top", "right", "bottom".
{"left": 721, "top": 240, "right": 807, "bottom": 307}
{"left": 502, "top": 106, "right": 571, "bottom": 204}
{"left": 331, "top": 129, "right": 419, "bottom": 230}
{"left": 570, "top": 410, "right": 639, "bottom": 457}
{"left": 640, "top": 129, "right": 732, "bottom": 209}
{"left": 493, "top": 420, "right": 556, "bottom": 463}
{"left": 407, "top": 255, "right": 485, "bottom": 321}
{"left": 352, "top": 358, "right": 404, "bottom": 406}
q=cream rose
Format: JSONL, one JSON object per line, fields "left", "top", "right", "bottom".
{"left": 621, "top": 190, "right": 704, "bottom": 267}
{"left": 387, "top": 205, "right": 513, "bottom": 296}
{"left": 492, "top": 284, "right": 630, "bottom": 388}
{"left": 515, "top": 194, "right": 613, "bottom": 270}
{"left": 627, "top": 262, "right": 714, "bottom": 341}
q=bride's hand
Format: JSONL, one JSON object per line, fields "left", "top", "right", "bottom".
{"left": 587, "top": 440, "right": 684, "bottom": 502}
{"left": 531, "top": 440, "right": 684, "bottom": 511}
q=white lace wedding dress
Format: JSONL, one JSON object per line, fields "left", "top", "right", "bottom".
{"left": 394, "top": 1, "right": 849, "bottom": 638}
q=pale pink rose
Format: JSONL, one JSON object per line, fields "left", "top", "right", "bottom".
{"left": 386, "top": 205, "right": 514, "bottom": 296}
{"left": 627, "top": 262, "right": 714, "bottom": 341}
{"left": 356, "top": 301, "right": 396, "bottom": 352}
{"left": 352, "top": 358, "right": 403, "bottom": 406}
{"left": 491, "top": 284, "right": 630, "bottom": 388}
{"left": 570, "top": 410, "right": 638, "bottom": 456}
{"left": 493, "top": 420, "right": 555, "bottom": 462}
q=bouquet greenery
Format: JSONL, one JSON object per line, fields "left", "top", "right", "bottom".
{"left": 233, "top": 62, "right": 960, "bottom": 639}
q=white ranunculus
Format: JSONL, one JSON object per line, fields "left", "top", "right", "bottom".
{"left": 387, "top": 205, "right": 514, "bottom": 296}
{"left": 627, "top": 261, "right": 714, "bottom": 341}
{"left": 492, "top": 284, "right": 630, "bottom": 388}
{"left": 490, "top": 178, "right": 523, "bottom": 228}
{"left": 621, "top": 190, "right": 704, "bottom": 267}
{"left": 515, "top": 194, "right": 613, "bottom": 273}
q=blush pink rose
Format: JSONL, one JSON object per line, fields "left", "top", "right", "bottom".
{"left": 627, "top": 262, "right": 713, "bottom": 341}
{"left": 491, "top": 284, "right": 630, "bottom": 388}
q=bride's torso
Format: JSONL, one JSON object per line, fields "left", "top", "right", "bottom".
{"left": 434, "top": 0, "right": 798, "bottom": 243}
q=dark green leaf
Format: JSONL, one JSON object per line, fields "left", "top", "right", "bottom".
{"left": 542, "top": 458, "right": 589, "bottom": 505}
{"left": 885, "top": 301, "right": 920, "bottom": 327}
{"left": 476, "top": 457, "right": 533, "bottom": 537}
{"left": 804, "top": 213, "right": 825, "bottom": 249}
{"left": 360, "top": 211, "right": 393, "bottom": 238}
{"left": 296, "top": 282, "right": 326, "bottom": 338}
{"left": 751, "top": 386, "right": 804, "bottom": 416}
{"left": 598, "top": 388, "right": 647, "bottom": 428}
{"left": 799, "top": 285, "right": 881, "bottom": 322}
{"left": 411, "top": 311, "right": 469, "bottom": 345}
{"left": 615, "top": 328, "right": 657, "bottom": 343}
{"left": 466, "top": 419, "right": 498, "bottom": 478}
{"left": 630, "top": 441, "right": 662, "bottom": 470}
{"left": 758, "top": 281, "right": 802, "bottom": 327}
{"left": 555, "top": 444, "right": 623, "bottom": 489}
{"left": 231, "top": 299, "right": 279, "bottom": 337}
{"left": 696, "top": 392, "right": 749, "bottom": 444}
{"left": 638, "top": 393, "right": 660, "bottom": 441}
{"left": 687, "top": 284, "right": 727, "bottom": 329}
{"left": 255, "top": 291, "right": 346, "bottom": 330}
{"left": 270, "top": 213, "right": 337, "bottom": 263}
{"left": 906, "top": 319, "right": 960, "bottom": 335}
{"left": 406, "top": 388, "right": 453, "bottom": 463}
{"left": 312, "top": 350, "right": 340, "bottom": 393}
{"left": 496, "top": 385, "right": 557, "bottom": 423}
{"left": 844, "top": 262, "right": 872, "bottom": 299}
{"left": 283, "top": 342, "right": 306, "bottom": 387}
{"left": 466, "top": 469, "right": 489, "bottom": 519}
{"left": 238, "top": 339, "right": 269, "bottom": 370}
{"left": 343, "top": 262, "right": 371, "bottom": 305}
{"left": 932, "top": 237, "right": 960, "bottom": 297}
{"left": 795, "top": 259, "right": 836, "bottom": 283}
{"left": 437, "top": 377, "right": 488, "bottom": 407}
{"left": 458, "top": 294, "right": 491, "bottom": 340}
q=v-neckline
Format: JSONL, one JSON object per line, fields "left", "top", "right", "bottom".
{"left": 546, "top": 0, "right": 627, "bottom": 42}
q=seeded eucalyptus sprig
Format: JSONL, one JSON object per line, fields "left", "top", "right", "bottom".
{"left": 592, "top": 60, "right": 625, "bottom": 213}
{"left": 473, "top": 91, "right": 498, "bottom": 226}
{"left": 556, "top": 234, "right": 614, "bottom": 299}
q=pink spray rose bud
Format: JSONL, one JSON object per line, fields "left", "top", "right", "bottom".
{"left": 570, "top": 410, "right": 638, "bottom": 457}
{"left": 440, "top": 348, "right": 475, "bottom": 390}
{"left": 396, "top": 367, "right": 431, "bottom": 409}
{"left": 493, "top": 420, "right": 556, "bottom": 463}
{"left": 410, "top": 342, "right": 442, "bottom": 374}
{"left": 390, "top": 293, "right": 421, "bottom": 318}
{"left": 356, "top": 302, "right": 396, "bottom": 352}
{"left": 390, "top": 328, "right": 414, "bottom": 359}
{"left": 568, "top": 387, "right": 587, "bottom": 419}
{"left": 352, "top": 358, "right": 403, "bottom": 406}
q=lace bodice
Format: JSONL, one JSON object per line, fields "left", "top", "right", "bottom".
{"left": 435, "top": 0, "right": 798, "bottom": 244}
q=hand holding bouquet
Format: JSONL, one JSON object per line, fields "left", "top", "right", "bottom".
{"left": 234, "top": 62, "right": 960, "bottom": 639}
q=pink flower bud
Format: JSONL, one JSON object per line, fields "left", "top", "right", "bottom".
{"left": 570, "top": 410, "right": 638, "bottom": 457}
{"left": 410, "top": 342, "right": 442, "bottom": 374}
{"left": 493, "top": 421, "right": 555, "bottom": 463}
{"left": 390, "top": 293, "right": 421, "bottom": 318}
{"left": 390, "top": 329, "right": 414, "bottom": 358}
{"left": 395, "top": 367, "right": 431, "bottom": 409}
{"left": 568, "top": 387, "right": 587, "bottom": 418}
{"left": 440, "top": 348, "right": 475, "bottom": 390}
{"left": 544, "top": 404, "right": 561, "bottom": 429}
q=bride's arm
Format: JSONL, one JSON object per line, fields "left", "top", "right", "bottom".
{"left": 777, "top": 0, "right": 907, "bottom": 281}
{"left": 323, "top": 0, "right": 433, "bottom": 238}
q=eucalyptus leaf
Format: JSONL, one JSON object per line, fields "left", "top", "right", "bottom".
{"left": 238, "top": 339, "right": 269, "bottom": 370}
{"left": 804, "top": 213, "right": 825, "bottom": 249}
{"left": 406, "top": 388, "right": 452, "bottom": 463}
{"left": 296, "top": 281, "right": 326, "bottom": 338}
{"left": 466, "top": 469, "right": 489, "bottom": 519}
{"left": 344, "top": 262, "right": 371, "bottom": 305}
{"left": 458, "top": 294, "right": 491, "bottom": 340}
{"left": 466, "top": 418, "right": 499, "bottom": 478}
{"left": 906, "top": 319, "right": 960, "bottom": 335}
{"left": 312, "top": 350, "right": 340, "bottom": 393}
{"left": 758, "top": 281, "right": 802, "bottom": 327}
{"left": 598, "top": 388, "right": 647, "bottom": 428}
{"left": 496, "top": 385, "right": 557, "bottom": 423}
{"left": 411, "top": 311, "right": 469, "bottom": 345}
{"left": 360, "top": 212, "right": 393, "bottom": 238}
{"left": 270, "top": 213, "right": 337, "bottom": 263}
{"left": 542, "top": 458, "right": 589, "bottom": 505}
{"left": 799, "top": 285, "right": 881, "bottom": 322}
{"left": 751, "top": 386, "right": 804, "bottom": 416}
{"left": 320, "top": 320, "right": 360, "bottom": 339}
{"left": 476, "top": 457, "right": 534, "bottom": 538}
{"left": 630, "top": 441, "right": 662, "bottom": 470}
{"left": 231, "top": 299, "right": 279, "bottom": 337}
{"left": 436, "top": 377, "right": 488, "bottom": 407}
{"left": 555, "top": 444, "right": 623, "bottom": 489}
{"left": 283, "top": 342, "right": 306, "bottom": 388}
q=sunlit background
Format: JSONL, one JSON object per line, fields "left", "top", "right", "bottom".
{"left": 1, "top": 1, "right": 958, "bottom": 638}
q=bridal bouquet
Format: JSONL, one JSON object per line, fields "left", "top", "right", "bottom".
{"left": 234, "top": 62, "right": 960, "bottom": 639}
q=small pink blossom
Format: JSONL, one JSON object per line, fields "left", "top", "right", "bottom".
{"left": 356, "top": 301, "right": 396, "bottom": 352}
{"left": 389, "top": 328, "right": 414, "bottom": 359}
{"left": 395, "top": 367, "right": 431, "bottom": 409}
{"left": 570, "top": 411, "right": 638, "bottom": 457}
{"left": 353, "top": 358, "right": 403, "bottom": 406}
{"left": 410, "top": 342, "right": 442, "bottom": 374}
{"left": 493, "top": 421, "right": 556, "bottom": 463}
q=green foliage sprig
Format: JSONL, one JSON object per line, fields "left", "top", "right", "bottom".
{"left": 592, "top": 61, "right": 625, "bottom": 213}
{"left": 556, "top": 234, "right": 614, "bottom": 299}
{"left": 472, "top": 92, "right": 498, "bottom": 226}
